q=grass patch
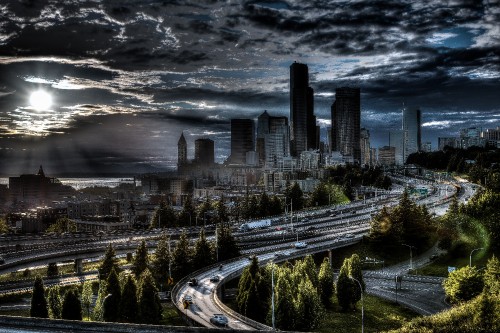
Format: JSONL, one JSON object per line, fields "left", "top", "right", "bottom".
{"left": 160, "top": 303, "right": 186, "bottom": 326}
{"left": 418, "top": 248, "right": 492, "bottom": 277}
{"left": 318, "top": 294, "right": 419, "bottom": 333}
{"left": 0, "top": 308, "right": 30, "bottom": 317}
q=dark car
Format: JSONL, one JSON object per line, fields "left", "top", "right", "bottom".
{"left": 188, "top": 278, "right": 198, "bottom": 286}
{"left": 210, "top": 314, "right": 228, "bottom": 327}
{"left": 210, "top": 275, "right": 220, "bottom": 282}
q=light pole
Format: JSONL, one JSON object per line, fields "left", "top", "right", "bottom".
{"left": 271, "top": 261, "right": 275, "bottom": 330}
{"left": 349, "top": 276, "right": 364, "bottom": 333}
{"left": 469, "top": 247, "right": 484, "bottom": 267}
{"left": 402, "top": 244, "right": 415, "bottom": 272}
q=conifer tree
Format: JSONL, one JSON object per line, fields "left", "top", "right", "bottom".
{"left": 150, "top": 234, "right": 171, "bottom": 289}
{"left": 46, "top": 262, "right": 59, "bottom": 277}
{"left": 483, "top": 255, "right": 500, "bottom": 296}
{"left": 171, "top": 231, "right": 192, "bottom": 280}
{"left": 178, "top": 195, "right": 195, "bottom": 226}
{"left": 30, "top": 276, "right": 48, "bottom": 318}
{"left": 103, "top": 268, "right": 122, "bottom": 322}
{"left": 348, "top": 254, "right": 365, "bottom": 307}
{"left": 258, "top": 192, "right": 271, "bottom": 217}
{"left": 271, "top": 272, "right": 297, "bottom": 330}
{"left": 137, "top": 269, "right": 162, "bottom": 324}
{"left": 99, "top": 243, "right": 120, "bottom": 280}
{"left": 47, "top": 286, "right": 61, "bottom": 319}
{"left": 318, "top": 257, "right": 334, "bottom": 307}
{"left": 151, "top": 201, "right": 177, "bottom": 228}
{"left": 295, "top": 278, "right": 323, "bottom": 331}
{"left": 192, "top": 228, "right": 215, "bottom": 271}
{"left": 81, "top": 281, "right": 93, "bottom": 319}
{"left": 92, "top": 280, "right": 107, "bottom": 321}
{"left": 119, "top": 275, "right": 138, "bottom": 323}
{"left": 216, "top": 223, "right": 240, "bottom": 261}
{"left": 132, "top": 240, "right": 149, "bottom": 278}
{"left": 61, "top": 288, "right": 82, "bottom": 320}
{"left": 336, "top": 258, "right": 354, "bottom": 311}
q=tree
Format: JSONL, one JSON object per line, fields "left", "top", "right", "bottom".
{"left": 137, "top": 269, "right": 162, "bottom": 324}
{"left": 197, "top": 196, "right": 212, "bottom": 225}
{"left": 103, "top": 268, "right": 122, "bottom": 322}
{"left": 318, "top": 257, "right": 334, "bottom": 307}
{"left": 348, "top": 254, "right": 365, "bottom": 306}
{"left": 258, "top": 192, "right": 271, "bottom": 217}
{"left": 178, "top": 195, "right": 195, "bottom": 227}
{"left": 99, "top": 243, "right": 120, "bottom": 280}
{"left": 46, "top": 217, "right": 77, "bottom": 233}
{"left": 285, "top": 182, "right": 304, "bottom": 211}
{"left": 150, "top": 234, "right": 171, "bottom": 289}
{"left": 119, "top": 275, "right": 138, "bottom": 323}
{"left": 171, "top": 231, "right": 192, "bottom": 280}
{"left": 0, "top": 217, "right": 10, "bottom": 233}
{"left": 214, "top": 197, "right": 229, "bottom": 224}
{"left": 271, "top": 270, "right": 297, "bottom": 330}
{"left": 47, "top": 262, "right": 59, "bottom": 277}
{"left": 61, "top": 288, "right": 82, "bottom": 320}
{"left": 81, "top": 281, "right": 93, "bottom": 319}
{"left": 336, "top": 259, "right": 354, "bottom": 311}
{"left": 483, "top": 255, "right": 500, "bottom": 296}
{"left": 443, "top": 266, "right": 484, "bottom": 303}
{"left": 150, "top": 201, "right": 177, "bottom": 228}
{"left": 216, "top": 223, "right": 240, "bottom": 261}
{"left": 295, "top": 278, "right": 323, "bottom": 331}
{"left": 131, "top": 240, "right": 149, "bottom": 278}
{"left": 92, "top": 280, "right": 107, "bottom": 321}
{"left": 30, "top": 276, "right": 48, "bottom": 318}
{"left": 192, "top": 228, "right": 215, "bottom": 271}
{"left": 47, "top": 286, "right": 62, "bottom": 319}
{"left": 309, "top": 183, "right": 330, "bottom": 207}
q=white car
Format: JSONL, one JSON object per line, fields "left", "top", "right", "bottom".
{"left": 210, "top": 314, "right": 229, "bottom": 326}
{"left": 294, "top": 241, "right": 308, "bottom": 249}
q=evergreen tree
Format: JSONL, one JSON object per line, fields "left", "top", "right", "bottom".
{"left": 482, "top": 255, "right": 500, "bottom": 296}
{"left": 151, "top": 201, "right": 177, "bottom": 228}
{"left": 258, "top": 192, "right": 271, "bottom": 217}
{"left": 309, "top": 183, "right": 330, "bottom": 207}
{"left": 46, "top": 262, "right": 59, "bottom": 277}
{"left": 197, "top": 196, "right": 212, "bottom": 226}
{"left": 61, "top": 288, "right": 82, "bottom": 320}
{"left": 285, "top": 182, "right": 304, "bottom": 211}
{"left": 214, "top": 197, "right": 229, "bottom": 224}
{"left": 443, "top": 266, "right": 484, "bottom": 303}
{"left": 99, "top": 243, "right": 120, "bottom": 280}
{"left": 269, "top": 195, "right": 283, "bottom": 215}
{"left": 318, "top": 257, "right": 334, "bottom": 307}
{"left": 247, "top": 195, "right": 259, "bottom": 219}
{"left": 171, "top": 231, "right": 192, "bottom": 280}
{"left": 348, "top": 254, "right": 365, "bottom": 306}
{"left": 119, "top": 275, "right": 138, "bottom": 323}
{"left": 192, "top": 228, "right": 215, "bottom": 271}
{"left": 336, "top": 258, "right": 354, "bottom": 311}
{"left": 271, "top": 271, "right": 297, "bottom": 330}
{"left": 103, "top": 268, "right": 122, "bottom": 322}
{"left": 92, "top": 280, "right": 107, "bottom": 321}
{"left": 178, "top": 195, "right": 195, "bottom": 227}
{"left": 137, "top": 269, "right": 162, "bottom": 324}
{"left": 216, "top": 223, "right": 240, "bottom": 261}
{"left": 30, "top": 276, "right": 48, "bottom": 318}
{"left": 81, "top": 281, "right": 93, "bottom": 319}
{"left": 295, "top": 278, "right": 323, "bottom": 331}
{"left": 132, "top": 240, "right": 149, "bottom": 278}
{"left": 47, "top": 286, "right": 62, "bottom": 319}
{"left": 150, "top": 234, "right": 171, "bottom": 289}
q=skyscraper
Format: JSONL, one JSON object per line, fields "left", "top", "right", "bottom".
{"left": 177, "top": 132, "right": 187, "bottom": 167}
{"left": 230, "top": 119, "right": 254, "bottom": 164}
{"left": 402, "top": 106, "right": 421, "bottom": 161}
{"left": 256, "top": 110, "right": 290, "bottom": 168}
{"left": 290, "top": 62, "right": 315, "bottom": 156}
{"left": 360, "top": 128, "right": 371, "bottom": 166}
{"left": 331, "top": 87, "right": 361, "bottom": 162}
{"left": 195, "top": 138, "right": 214, "bottom": 167}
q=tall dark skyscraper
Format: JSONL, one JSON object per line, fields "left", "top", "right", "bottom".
{"left": 230, "top": 119, "right": 254, "bottom": 164}
{"left": 177, "top": 132, "right": 187, "bottom": 167}
{"left": 195, "top": 138, "right": 214, "bottom": 167}
{"left": 402, "top": 106, "right": 422, "bottom": 161}
{"left": 331, "top": 87, "right": 361, "bottom": 162}
{"left": 290, "top": 62, "right": 315, "bottom": 156}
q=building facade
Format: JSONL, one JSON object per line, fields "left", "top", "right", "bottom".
{"left": 230, "top": 119, "right": 255, "bottom": 164}
{"left": 402, "top": 106, "right": 421, "bottom": 161}
{"left": 331, "top": 87, "right": 361, "bottom": 162}
{"left": 195, "top": 138, "right": 215, "bottom": 167}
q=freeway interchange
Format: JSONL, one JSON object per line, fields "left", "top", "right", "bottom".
{"left": 0, "top": 176, "right": 478, "bottom": 330}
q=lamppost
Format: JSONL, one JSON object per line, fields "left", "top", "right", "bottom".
{"left": 402, "top": 244, "right": 415, "bottom": 272}
{"left": 469, "top": 247, "right": 484, "bottom": 267}
{"left": 349, "top": 276, "right": 364, "bottom": 333}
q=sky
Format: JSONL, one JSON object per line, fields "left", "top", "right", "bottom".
{"left": 0, "top": 0, "right": 499, "bottom": 176}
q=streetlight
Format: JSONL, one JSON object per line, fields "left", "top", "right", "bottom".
{"left": 402, "top": 244, "right": 416, "bottom": 272}
{"left": 271, "top": 261, "right": 275, "bottom": 330}
{"left": 469, "top": 247, "right": 484, "bottom": 267}
{"left": 349, "top": 276, "right": 364, "bottom": 333}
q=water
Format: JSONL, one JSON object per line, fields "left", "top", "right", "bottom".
{"left": 0, "top": 177, "right": 138, "bottom": 190}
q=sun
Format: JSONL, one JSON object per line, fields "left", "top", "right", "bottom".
{"left": 29, "top": 90, "right": 52, "bottom": 111}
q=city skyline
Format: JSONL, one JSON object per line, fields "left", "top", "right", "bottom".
{"left": 0, "top": 1, "right": 499, "bottom": 175}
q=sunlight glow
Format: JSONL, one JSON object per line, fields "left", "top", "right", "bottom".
{"left": 29, "top": 90, "right": 52, "bottom": 111}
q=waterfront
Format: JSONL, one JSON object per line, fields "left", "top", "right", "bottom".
{"left": 0, "top": 178, "right": 137, "bottom": 190}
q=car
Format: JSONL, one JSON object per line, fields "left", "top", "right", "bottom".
{"left": 183, "top": 295, "right": 193, "bottom": 304}
{"left": 210, "top": 275, "right": 220, "bottom": 282}
{"left": 210, "top": 314, "right": 228, "bottom": 327}
{"left": 329, "top": 213, "right": 338, "bottom": 217}
{"left": 188, "top": 278, "right": 198, "bottom": 286}
{"left": 294, "top": 241, "right": 308, "bottom": 249}
{"left": 306, "top": 226, "right": 316, "bottom": 231}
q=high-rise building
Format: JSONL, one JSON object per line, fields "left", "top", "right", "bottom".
{"left": 230, "top": 119, "right": 254, "bottom": 164}
{"left": 195, "top": 138, "right": 214, "bottom": 167}
{"left": 360, "top": 128, "right": 371, "bottom": 166}
{"left": 402, "top": 106, "right": 421, "bottom": 161}
{"left": 390, "top": 130, "right": 405, "bottom": 165}
{"left": 178, "top": 132, "right": 187, "bottom": 167}
{"left": 459, "top": 127, "right": 484, "bottom": 149}
{"left": 256, "top": 111, "right": 270, "bottom": 165}
{"left": 482, "top": 127, "right": 500, "bottom": 148}
{"left": 290, "top": 62, "right": 315, "bottom": 156}
{"left": 331, "top": 87, "right": 361, "bottom": 162}
{"left": 421, "top": 142, "right": 432, "bottom": 152}
{"left": 256, "top": 110, "right": 290, "bottom": 168}
{"left": 438, "top": 137, "right": 458, "bottom": 150}
{"left": 378, "top": 146, "right": 396, "bottom": 166}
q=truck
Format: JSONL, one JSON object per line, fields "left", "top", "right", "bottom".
{"left": 238, "top": 219, "right": 271, "bottom": 232}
